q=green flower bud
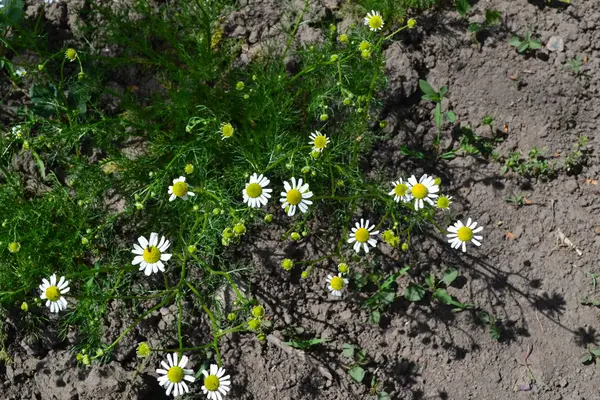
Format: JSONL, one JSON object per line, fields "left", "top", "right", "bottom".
{"left": 248, "top": 318, "right": 261, "bottom": 330}
{"left": 301, "top": 271, "right": 309, "bottom": 279}
{"left": 187, "top": 245, "right": 197, "bottom": 253}
{"left": 290, "top": 232, "right": 301, "bottom": 241}
{"left": 281, "top": 258, "right": 294, "bottom": 271}
{"left": 401, "top": 242, "right": 409, "bottom": 251}
{"left": 233, "top": 223, "right": 246, "bottom": 235}
{"left": 21, "top": 302, "right": 28, "bottom": 312}
{"left": 223, "top": 227, "right": 235, "bottom": 239}
{"left": 184, "top": 163, "right": 194, "bottom": 174}
{"left": 136, "top": 342, "right": 151, "bottom": 358}
{"left": 212, "top": 208, "right": 221, "bottom": 215}
{"left": 338, "top": 263, "right": 349, "bottom": 274}
{"left": 301, "top": 166, "right": 311, "bottom": 174}
{"left": 252, "top": 305, "right": 265, "bottom": 318}
{"left": 227, "top": 313, "right": 236, "bottom": 321}
{"left": 339, "top": 34, "right": 349, "bottom": 44}
{"left": 320, "top": 113, "right": 329, "bottom": 121}
{"left": 81, "top": 237, "right": 89, "bottom": 245}
{"left": 330, "top": 54, "right": 338, "bottom": 62}
{"left": 408, "top": 18, "right": 417, "bottom": 29}
{"left": 236, "top": 81, "right": 245, "bottom": 91}
{"left": 8, "top": 242, "right": 21, "bottom": 253}
{"left": 264, "top": 214, "right": 273, "bottom": 223}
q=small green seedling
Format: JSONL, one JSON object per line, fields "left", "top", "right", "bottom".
{"left": 505, "top": 194, "right": 526, "bottom": 207}
{"left": 501, "top": 148, "right": 554, "bottom": 178}
{"left": 282, "top": 326, "right": 330, "bottom": 349}
{"left": 581, "top": 346, "right": 600, "bottom": 365}
{"left": 369, "top": 376, "right": 390, "bottom": 399}
{"left": 565, "top": 136, "right": 589, "bottom": 175}
{"left": 404, "top": 269, "right": 472, "bottom": 311}
{"left": 342, "top": 343, "right": 369, "bottom": 383}
{"left": 468, "top": 9, "right": 502, "bottom": 42}
{"left": 564, "top": 56, "right": 584, "bottom": 76}
{"left": 363, "top": 267, "right": 409, "bottom": 324}
{"left": 509, "top": 31, "right": 542, "bottom": 53}
{"left": 476, "top": 310, "right": 501, "bottom": 341}
{"left": 419, "top": 79, "right": 456, "bottom": 152}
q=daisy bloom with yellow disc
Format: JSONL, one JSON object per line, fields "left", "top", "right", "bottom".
{"left": 309, "top": 131, "right": 330, "bottom": 153}
{"left": 280, "top": 177, "right": 313, "bottom": 216}
{"left": 168, "top": 176, "right": 195, "bottom": 201}
{"left": 347, "top": 218, "right": 379, "bottom": 254}
{"left": 39, "top": 274, "right": 70, "bottom": 313}
{"left": 447, "top": 218, "right": 483, "bottom": 253}
{"left": 131, "top": 232, "right": 173, "bottom": 275}
{"left": 388, "top": 178, "right": 412, "bottom": 203}
{"left": 156, "top": 353, "right": 196, "bottom": 397}
{"left": 364, "top": 10, "right": 384, "bottom": 32}
{"left": 243, "top": 173, "right": 272, "bottom": 208}
{"left": 201, "top": 364, "right": 231, "bottom": 400}
{"left": 406, "top": 174, "right": 439, "bottom": 210}
{"left": 327, "top": 273, "right": 349, "bottom": 297}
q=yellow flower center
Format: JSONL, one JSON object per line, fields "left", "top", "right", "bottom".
{"left": 172, "top": 181, "right": 188, "bottom": 197}
{"left": 393, "top": 183, "right": 408, "bottom": 197}
{"left": 368, "top": 15, "right": 383, "bottom": 30}
{"left": 143, "top": 246, "right": 161, "bottom": 263}
{"left": 457, "top": 226, "right": 473, "bottom": 242}
{"left": 167, "top": 366, "right": 184, "bottom": 383}
{"left": 330, "top": 276, "right": 344, "bottom": 291}
{"left": 46, "top": 286, "right": 61, "bottom": 301}
{"left": 222, "top": 123, "right": 234, "bottom": 138}
{"left": 286, "top": 189, "right": 302, "bottom": 205}
{"left": 246, "top": 183, "right": 263, "bottom": 198}
{"left": 204, "top": 375, "right": 220, "bottom": 391}
{"left": 313, "top": 135, "right": 327, "bottom": 149}
{"left": 437, "top": 196, "right": 450, "bottom": 209}
{"left": 355, "top": 227, "right": 370, "bottom": 243}
{"left": 411, "top": 183, "right": 428, "bottom": 199}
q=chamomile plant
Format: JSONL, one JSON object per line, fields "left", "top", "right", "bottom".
{"left": 0, "top": 0, "right": 486, "bottom": 397}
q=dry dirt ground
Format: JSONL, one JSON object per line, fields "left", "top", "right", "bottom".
{"left": 2, "top": 0, "right": 600, "bottom": 399}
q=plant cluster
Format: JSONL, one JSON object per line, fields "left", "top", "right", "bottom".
{"left": 0, "top": 0, "right": 499, "bottom": 398}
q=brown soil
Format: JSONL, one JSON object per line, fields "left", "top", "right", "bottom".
{"left": 2, "top": 0, "right": 600, "bottom": 399}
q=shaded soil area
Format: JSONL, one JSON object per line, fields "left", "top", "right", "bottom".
{"left": 2, "top": 0, "right": 600, "bottom": 399}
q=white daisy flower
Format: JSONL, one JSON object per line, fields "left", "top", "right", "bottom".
{"left": 309, "top": 131, "right": 330, "bottom": 152}
{"left": 15, "top": 67, "right": 27, "bottom": 77}
{"left": 168, "top": 176, "right": 195, "bottom": 202}
{"left": 280, "top": 177, "right": 313, "bottom": 216}
{"left": 447, "top": 218, "right": 483, "bottom": 253}
{"left": 39, "top": 274, "right": 70, "bottom": 313}
{"left": 242, "top": 173, "right": 272, "bottom": 208}
{"left": 364, "top": 10, "right": 384, "bottom": 32}
{"left": 201, "top": 364, "right": 231, "bottom": 400}
{"left": 156, "top": 353, "right": 196, "bottom": 397}
{"left": 327, "top": 273, "right": 349, "bottom": 297}
{"left": 131, "top": 232, "right": 173, "bottom": 276}
{"left": 388, "top": 178, "right": 412, "bottom": 203}
{"left": 347, "top": 218, "right": 379, "bottom": 254}
{"left": 406, "top": 174, "right": 439, "bottom": 210}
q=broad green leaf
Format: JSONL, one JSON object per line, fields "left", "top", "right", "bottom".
{"left": 369, "top": 310, "right": 380, "bottom": 324}
{"left": 439, "top": 86, "right": 448, "bottom": 98}
{"left": 3, "top": 0, "right": 25, "bottom": 26}
{"left": 529, "top": 40, "right": 542, "bottom": 50}
{"left": 446, "top": 111, "right": 457, "bottom": 123}
{"left": 517, "top": 42, "right": 529, "bottom": 53}
{"left": 468, "top": 23, "right": 481, "bottom": 33}
{"left": 419, "top": 79, "right": 436, "bottom": 96}
{"left": 349, "top": 366, "right": 365, "bottom": 383}
{"left": 581, "top": 353, "right": 594, "bottom": 365}
{"left": 342, "top": 343, "right": 354, "bottom": 358}
{"left": 424, "top": 273, "right": 436, "bottom": 289}
{"left": 508, "top": 37, "right": 523, "bottom": 47}
{"left": 590, "top": 347, "right": 600, "bottom": 357}
{"left": 404, "top": 284, "right": 425, "bottom": 302}
{"left": 378, "top": 392, "right": 391, "bottom": 400}
{"left": 284, "top": 338, "right": 329, "bottom": 349}
{"left": 434, "top": 288, "right": 453, "bottom": 305}
{"left": 456, "top": 0, "right": 471, "bottom": 16}
{"left": 489, "top": 325, "right": 501, "bottom": 341}
{"left": 441, "top": 269, "right": 458, "bottom": 286}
